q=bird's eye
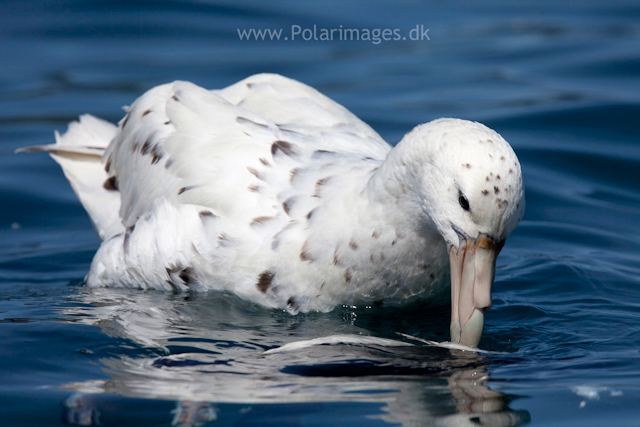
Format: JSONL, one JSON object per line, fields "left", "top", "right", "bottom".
{"left": 458, "top": 192, "right": 470, "bottom": 211}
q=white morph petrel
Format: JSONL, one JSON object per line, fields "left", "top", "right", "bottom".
{"left": 20, "top": 74, "right": 525, "bottom": 347}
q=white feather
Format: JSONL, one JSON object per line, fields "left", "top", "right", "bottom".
{"left": 21, "top": 74, "right": 525, "bottom": 314}
{"left": 17, "top": 114, "right": 122, "bottom": 239}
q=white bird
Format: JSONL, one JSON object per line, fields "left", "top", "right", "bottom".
{"left": 20, "top": 74, "right": 525, "bottom": 347}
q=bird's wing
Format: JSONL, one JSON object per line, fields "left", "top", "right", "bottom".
{"left": 105, "top": 75, "right": 391, "bottom": 230}
{"left": 217, "top": 73, "right": 390, "bottom": 157}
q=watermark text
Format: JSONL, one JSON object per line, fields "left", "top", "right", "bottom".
{"left": 237, "top": 25, "right": 430, "bottom": 44}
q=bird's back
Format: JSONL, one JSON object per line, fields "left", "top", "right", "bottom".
{"left": 43, "top": 74, "right": 435, "bottom": 312}
{"left": 104, "top": 74, "right": 390, "bottom": 231}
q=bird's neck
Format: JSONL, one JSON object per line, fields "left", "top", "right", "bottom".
{"left": 343, "top": 141, "right": 450, "bottom": 302}
{"left": 366, "top": 137, "right": 435, "bottom": 234}
{"left": 298, "top": 142, "right": 449, "bottom": 306}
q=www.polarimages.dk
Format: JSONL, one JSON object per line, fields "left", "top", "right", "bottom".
{"left": 238, "top": 25, "right": 430, "bottom": 44}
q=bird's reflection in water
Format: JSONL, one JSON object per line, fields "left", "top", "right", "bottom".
{"left": 171, "top": 401, "right": 218, "bottom": 427}
{"left": 60, "top": 288, "right": 530, "bottom": 426}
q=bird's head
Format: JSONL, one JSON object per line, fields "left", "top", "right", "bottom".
{"left": 400, "top": 118, "right": 525, "bottom": 347}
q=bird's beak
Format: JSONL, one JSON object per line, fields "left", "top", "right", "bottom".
{"left": 448, "top": 235, "right": 504, "bottom": 347}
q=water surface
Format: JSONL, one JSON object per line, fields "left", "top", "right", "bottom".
{"left": 2, "top": 1, "right": 640, "bottom": 426}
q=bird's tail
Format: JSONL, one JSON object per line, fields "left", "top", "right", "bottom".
{"left": 17, "top": 114, "right": 124, "bottom": 240}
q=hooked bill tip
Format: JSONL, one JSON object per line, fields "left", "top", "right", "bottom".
{"left": 459, "top": 308, "right": 484, "bottom": 348}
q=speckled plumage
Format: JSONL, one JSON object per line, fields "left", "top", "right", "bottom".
{"left": 24, "top": 74, "right": 525, "bottom": 316}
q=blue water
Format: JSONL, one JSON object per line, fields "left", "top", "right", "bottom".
{"left": 2, "top": 1, "right": 640, "bottom": 425}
